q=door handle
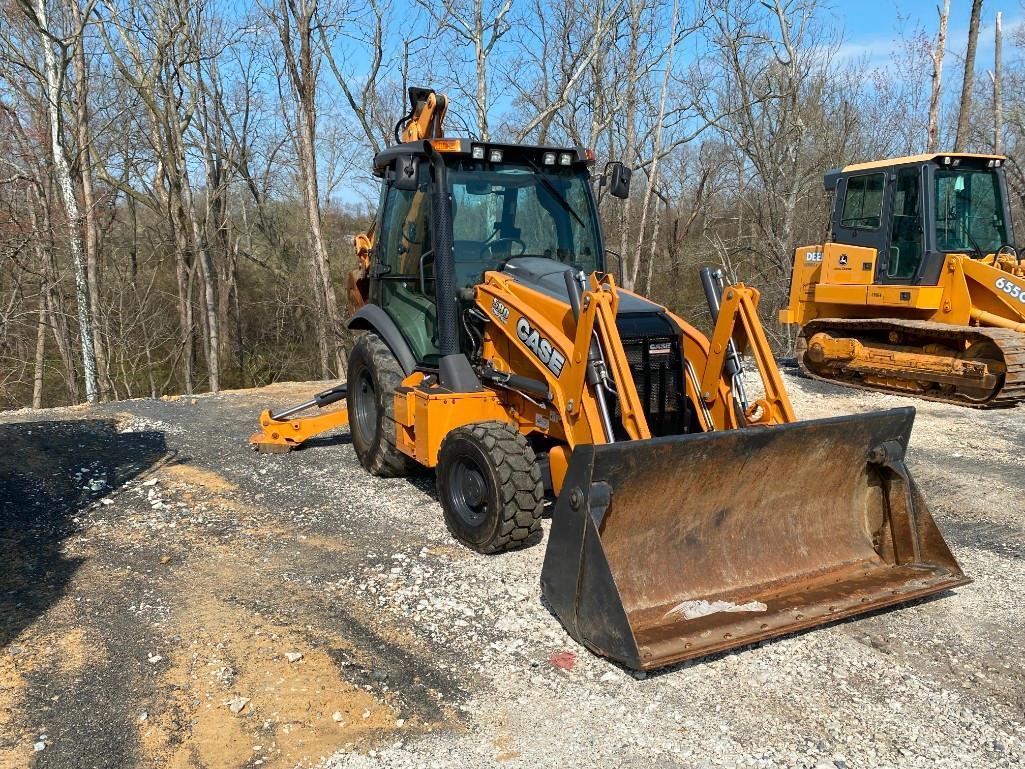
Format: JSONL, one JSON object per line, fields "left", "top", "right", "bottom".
{"left": 418, "top": 250, "right": 435, "bottom": 295}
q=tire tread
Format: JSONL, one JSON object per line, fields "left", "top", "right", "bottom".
{"left": 439, "top": 421, "right": 543, "bottom": 554}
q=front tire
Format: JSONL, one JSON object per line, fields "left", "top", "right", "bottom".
{"left": 436, "top": 422, "right": 544, "bottom": 554}
{"left": 346, "top": 332, "right": 418, "bottom": 477}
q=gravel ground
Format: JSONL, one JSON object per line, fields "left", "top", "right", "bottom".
{"left": 1, "top": 371, "right": 1022, "bottom": 769}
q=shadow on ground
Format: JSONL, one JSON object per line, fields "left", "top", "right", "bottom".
{"left": 0, "top": 419, "right": 166, "bottom": 649}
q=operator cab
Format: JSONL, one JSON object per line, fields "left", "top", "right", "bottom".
{"left": 824, "top": 153, "right": 1014, "bottom": 286}
{"left": 369, "top": 139, "right": 627, "bottom": 365}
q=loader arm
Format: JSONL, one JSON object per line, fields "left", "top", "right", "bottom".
{"left": 562, "top": 273, "right": 651, "bottom": 440}
{"left": 700, "top": 283, "right": 796, "bottom": 425}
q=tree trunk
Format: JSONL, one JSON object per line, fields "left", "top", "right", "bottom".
{"left": 475, "top": 6, "right": 489, "bottom": 140}
{"left": 992, "top": 11, "right": 1003, "bottom": 154}
{"left": 954, "top": 0, "right": 983, "bottom": 152}
{"left": 33, "top": 297, "right": 47, "bottom": 409}
{"left": 26, "top": 183, "right": 79, "bottom": 403}
{"left": 71, "top": 0, "right": 108, "bottom": 399}
{"left": 297, "top": 105, "right": 343, "bottom": 377}
{"left": 618, "top": 0, "right": 643, "bottom": 289}
{"left": 281, "top": 0, "right": 345, "bottom": 377}
{"left": 174, "top": 221, "right": 195, "bottom": 395}
{"left": 927, "top": 0, "right": 949, "bottom": 153}
{"left": 180, "top": 163, "right": 220, "bottom": 392}
{"left": 636, "top": 0, "right": 679, "bottom": 294}
{"left": 30, "top": 0, "right": 99, "bottom": 403}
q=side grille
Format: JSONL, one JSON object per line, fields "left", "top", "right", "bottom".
{"left": 613, "top": 313, "right": 687, "bottom": 437}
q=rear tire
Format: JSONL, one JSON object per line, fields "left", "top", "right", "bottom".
{"left": 347, "top": 332, "right": 418, "bottom": 477}
{"left": 436, "top": 422, "right": 543, "bottom": 554}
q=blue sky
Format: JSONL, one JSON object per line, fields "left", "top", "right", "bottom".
{"left": 837, "top": 0, "right": 1019, "bottom": 66}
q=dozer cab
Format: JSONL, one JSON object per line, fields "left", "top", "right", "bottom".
{"left": 781, "top": 153, "right": 1025, "bottom": 406}
{"left": 251, "top": 89, "right": 968, "bottom": 670}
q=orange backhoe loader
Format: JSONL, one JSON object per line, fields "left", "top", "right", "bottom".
{"left": 250, "top": 89, "right": 968, "bottom": 670}
{"left": 781, "top": 153, "right": 1025, "bottom": 406}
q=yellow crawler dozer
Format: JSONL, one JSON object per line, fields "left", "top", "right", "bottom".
{"left": 782, "top": 153, "right": 1025, "bottom": 406}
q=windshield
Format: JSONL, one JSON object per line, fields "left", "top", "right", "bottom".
{"left": 934, "top": 169, "right": 1007, "bottom": 253}
{"left": 448, "top": 163, "right": 602, "bottom": 288}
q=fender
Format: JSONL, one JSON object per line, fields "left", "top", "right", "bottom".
{"left": 346, "top": 305, "right": 417, "bottom": 375}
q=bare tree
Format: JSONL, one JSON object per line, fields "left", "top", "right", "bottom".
{"left": 415, "top": 0, "right": 515, "bottom": 140}
{"left": 68, "top": 0, "right": 111, "bottom": 398}
{"left": 990, "top": 10, "right": 1002, "bottom": 154}
{"left": 319, "top": 0, "right": 393, "bottom": 154}
{"left": 954, "top": 0, "right": 983, "bottom": 152}
{"left": 506, "top": 0, "right": 627, "bottom": 144}
{"left": 927, "top": 0, "right": 949, "bottom": 153}
{"left": 267, "top": 0, "right": 346, "bottom": 377}
{"left": 16, "top": 0, "right": 100, "bottom": 403}
{"left": 636, "top": 0, "right": 679, "bottom": 292}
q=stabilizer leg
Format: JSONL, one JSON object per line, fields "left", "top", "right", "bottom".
{"left": 248, "top": 384, "right": 349, "bottom": 453}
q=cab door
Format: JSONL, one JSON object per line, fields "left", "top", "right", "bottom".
{"left": 878, "top": 165, "right": 926, "bottom": 284}
{"left": 371, "top": 170, "right": 440, "bottom": 365}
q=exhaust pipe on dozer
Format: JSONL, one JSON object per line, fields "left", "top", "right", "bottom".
{"left": 540, "top": 407, "right": 968, "bottom": 670}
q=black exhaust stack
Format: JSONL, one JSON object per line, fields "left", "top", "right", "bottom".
{"left": 426, "top": 142, "right": 482, "bottom": 392}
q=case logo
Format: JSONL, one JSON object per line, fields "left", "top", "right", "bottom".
{"left": 516, "top": 318, "right": 566, "bottom": 377}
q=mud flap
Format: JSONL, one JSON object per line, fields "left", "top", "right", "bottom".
{"left": 540, "top": 407, "right": 969, "bottom": 670}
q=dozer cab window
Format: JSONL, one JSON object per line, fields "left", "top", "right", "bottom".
{"left": 376, "top": 172, "right": 439, "bottom": 364}
{"left": 934, "top": 168, "right": 1007, "bottom": 253}
{"left": 887, "top": 167, "right": 923, "bottom": 280}
{"left": 448, "top": 163, "right": 602, "bottom": 288}
{"left": 840, "top": 172, "right": 885, "bottom": 229}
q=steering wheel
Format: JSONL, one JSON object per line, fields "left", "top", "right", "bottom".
{"left": 995, "top": 243, "right": 1021, "bottom": 265}
{"left": 481, "top": 237, "right": 526, "bottom": 257}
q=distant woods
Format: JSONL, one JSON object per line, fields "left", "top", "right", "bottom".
{"left": 0, "top": 0, "right": 1019, "bottom": 408}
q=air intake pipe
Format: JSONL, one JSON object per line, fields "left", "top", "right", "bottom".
{"left": 425, "top": 142, "right": 482, "bottom": 391}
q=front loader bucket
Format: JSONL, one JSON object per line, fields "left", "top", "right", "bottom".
{"left": 540, "top": 407, "right": 969, "bottom": 670}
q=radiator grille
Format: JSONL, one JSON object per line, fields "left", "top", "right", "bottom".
{"left": 615, "top": 324, "right": 687, "bottom": 437}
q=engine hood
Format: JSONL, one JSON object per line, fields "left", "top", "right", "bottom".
{"left": 499, "top": 257, "right": 662, "bottom": 315}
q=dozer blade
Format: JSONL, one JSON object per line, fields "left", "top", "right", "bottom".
{"left": 540, "top": 407, "right": 969, "bottom": 670}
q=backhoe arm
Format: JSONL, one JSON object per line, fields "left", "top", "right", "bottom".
{"left": 399, "top": 87, "right": 448, "bottom": 142}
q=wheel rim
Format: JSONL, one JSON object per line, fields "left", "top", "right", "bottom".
{"left": 352, "top": 369, "right": 378, "bottom": 443}
{"left": 447, "top": 456, "right": 489, "bottom": 527}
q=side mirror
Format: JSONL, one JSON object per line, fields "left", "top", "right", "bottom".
{"left": 609, "top": 162, "right": 632, "bottom": 199}
{"left": 604, "top": 249, "right": 624, "bottom": 285}
{"left": 393, "top": 155, "right": 419, "bottom": 191}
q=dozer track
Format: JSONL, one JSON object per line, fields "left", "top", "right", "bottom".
{"left": 797, "top": 318, "right": 1025, "bottom": 408}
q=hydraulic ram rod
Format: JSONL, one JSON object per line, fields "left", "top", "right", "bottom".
{"left": 700, "top": 267, "right": 748, "bottom": 410}
{"left": 270, "top": 384, "right": 348, "bottom": 420}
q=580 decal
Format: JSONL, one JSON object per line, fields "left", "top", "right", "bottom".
{"left": 996, "top": 276, "right": 1025, "bottom": 305}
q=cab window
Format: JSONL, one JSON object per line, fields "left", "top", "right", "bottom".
{"left": 841, "top": 172, "right": 885, "bottom": 229}
{"left": 377, "top": 183, "right": 431, "bottom": 277}
{"left": 935, "top": 168, "right": 1007, "bottom": 252}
